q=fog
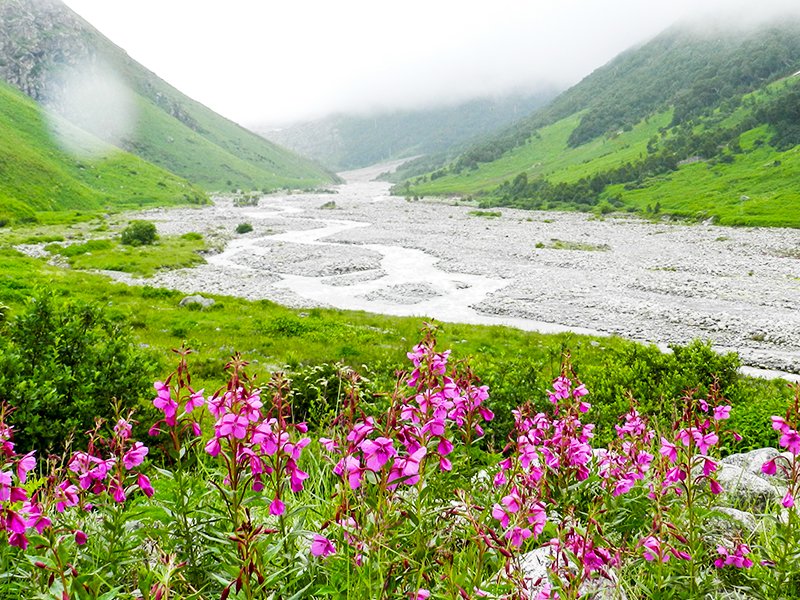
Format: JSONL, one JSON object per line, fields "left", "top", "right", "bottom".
{"left": 43, "top": 59, "right": 138, "bottom": 158}
{"left": 63, "top": 0, "right": 800, "bottom": 126}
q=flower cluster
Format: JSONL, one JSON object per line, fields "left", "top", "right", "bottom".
{"left": 149, "top": 347, "right": 206, "bottom": 454}
{"left": 0, "top": 410, "right": 40, "bottom": 549}
{"left": 597, "top": 407, "right": 655, "bottom": 496}
{"left": 204, "top": 360, "right": 310, "bottom": 515}
{"left": 714, "top": 543, "right": 753, "bottom": 569}
{"left": 763, "top": 411, "right": 800, "bottom": 508}
{"left": 63, "top": 416, "right": 153, "bottom": 506}
{"left": 491, "top": 374, "right": 594, "bottom": 553}
{"left": 320, "top": 328, "right": 494, "bottom": 564}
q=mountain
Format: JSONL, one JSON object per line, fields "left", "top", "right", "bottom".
{"left": 0, "top": 0, "right": 338, "bottom": 192}
{"left": 258, "top": 91, "right": 557, "bottom": 172}
{"left": 402, "top": 18, "right": 800, "bottom": 227}
{"left": 0, "top": 78, "right": 207, "bottom": 225}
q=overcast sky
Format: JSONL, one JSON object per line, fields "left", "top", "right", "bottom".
{"left": 62, "top": 0, "right": 800, "bottom": 127}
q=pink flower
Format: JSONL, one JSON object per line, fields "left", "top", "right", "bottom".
{"left": 660, "top": 438, "right": 677, "bottom": 463}
{"left": 501, "top": 491, "right": 522, "bottom": 514}
{"left": 74, "top": 530, "right": 87, "bottom": 546}
{"left": 153, "top": 383, "right": 177, "bottom": 419}
{"left": 205, "top": 436, "right": 221, "bottom": 457}
{"left": 310, "top": 534, "right": 336, "bottom": 558}
{"left": 123, "top": 442, "right": 149, "bottom": 470}
{"left": 114, "top": 419, "right": 132, "bottom": 440}
{"left": 319, "top": 437, "right": 337, "bottom": 452}
{"left": 695, "top": 431, "right": 719, "bottom": 454}
{"left": 641, "top": 536, "right": 666, "bottom": 562}
{"left": 185, "top": 390, "right": 205, "bottom": 413}
{"left": 505, "top": 526, "right": 532, "bottom": 547}
{"left": 16, "top": 452, "right": 36, "bottom": 483}
{"left": 713, "top": 405, "right": 731, "bottom": 420}
{"left": 0, "top": 471, "right": 11, "bottom": 501}
{"left": 270, "top": 497, "right": 286, "bottom": 516}
{"left": 492, "top": 503, "right": 509, "bottom": 528}
{"left": 360, "top": 437, "right": 396, "bottom": 472}
{"left": 216, "top": 413, "right": 248, "bottom": 440}
{"left": 780, "top": 430, "right": 800, "bottom": 455}
{"left": 715, "top": 544, "right": 753, "bottom": 568}
{"left": 772, "top": 416, "right": 790, "bottom": 433}
{"left": 762, "top": 459, "right": 777, "bottom": 475}
{"left": 138, "top": 473, "right": 154, "bottom": 497}
{"left": 709, "top": 478, "right": 723, "bottom": 495}
{"left": 783, "top": 491, "right": 795, "bottom": 508}
{"left": 414, "top": 590, "right": 431, "bottom": 600}
{"left": 110, "top": 481, "right": 126, "bottom": 503}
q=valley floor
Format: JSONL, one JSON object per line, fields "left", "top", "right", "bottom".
{"left": 55, "top": 162, "right": 800, "bottom": 375}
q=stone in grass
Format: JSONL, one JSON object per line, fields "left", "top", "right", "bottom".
{"left": 516, "top": 546, "right": 623, "bottom": 599}
{"left": 179, "top": 295, "right": 215, "bottom": 308}
{"left": 703, "top": 506, "right": 758, "bottom": 548}
{"left": 715, "top": 464, "right": 785, "bottom": 511}
{"left": 721, "top": 448, "right": 780, "bottom": 478}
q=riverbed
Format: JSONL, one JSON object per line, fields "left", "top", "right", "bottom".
{"left": 106, "top": 161, "right": 800, "bottom": 376}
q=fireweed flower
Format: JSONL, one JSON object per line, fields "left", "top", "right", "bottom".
{"left": 310, "top": 534, "right": 336, "bottom": 558}
{"left": 714, "top": 543, "right": 753, "bottom": 568}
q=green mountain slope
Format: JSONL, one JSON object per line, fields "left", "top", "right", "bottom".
{"left": 0, "top": 79, "right": 206, "bottom": 224}
{"left": 0, "top": 0, "right": 337, "bottom": 191}
{"left": 259, "top": 92, "right": 557, "bottom": 171}
{"left": 403, "top": 18, "right": 800, "bottom": 227}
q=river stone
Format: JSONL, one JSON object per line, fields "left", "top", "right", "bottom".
{"left": 721, "top": 447, "right": 780, "bottom": 477}
{"left": 716, "top": 464, "right": 784, "bottom": 510}
{"left": 703, "top": 506, "right": 758, "bottom": 548}
{"left": 517, "top": 546, "right": 622, "bottom": 599}
{"left": 179, "top": 294, "right": 215, "bottom": 308}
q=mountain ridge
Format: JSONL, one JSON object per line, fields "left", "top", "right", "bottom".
{"left": 401, "top": 17, "right": 800, "bottom": 227}
{"left": 0, "top": 0, "right": 338, "bottom": 192}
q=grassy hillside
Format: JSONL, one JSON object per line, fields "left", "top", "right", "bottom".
{"left": 259, "top": 92, "right": 557, "bottom": 171}
{"left": 0, "top": 0, "right": 337, "bottom": 191}
{"left": 403, "top": 19, "right": 800, "bottom": 227}
{"left": 0, "top": 80, "right": 207, "bottom": 224}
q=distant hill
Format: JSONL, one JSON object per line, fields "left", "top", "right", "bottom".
{"left": 0, "top": 0, "right": 338, "bottom": 192}
{"left": 258, "top": 92, "right": 556, "bottom": 172}
{"left": 0, "top": 79, "right": 207, "bottom": 224}
{"left": 403, "top": 18, "right": 800, "bottom": 227}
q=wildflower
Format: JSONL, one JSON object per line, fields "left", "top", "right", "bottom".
{"left": 74, "top": 530, "right": 87, "bottom": 546}
{"left": 641, "top": 536, "right": 666, "bottom": 562}
{"left": 310, "top": 534, "right": 336, "bottom": 557}
{"left": 138, "top": 473, "right": 154, "bottom": 497}
{"left": 122, "top": 442, "right": 149, "bottom": 470}
{"left": 780, "top": 429, "right": 800, "bottom": 455}
{"left": 714, "top": 544, "right": 753, "bottom": 568}
{"left": 713, "top": 405, "right": 731, "bottom": 420}
{"left": 185, "top": 389, "right": 205, "bottom": 413}
{"left": 269, "top": 497, "right": 285, "bottom": 516}
{"left": 762, "top": 458, "right": 778, "bottom": 475}
{"left": 359, "top": 437, "right": 395, "bottom": 472}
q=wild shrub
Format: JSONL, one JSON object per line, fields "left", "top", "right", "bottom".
{"left": 120, "top": 220, "right": 157, "bottom": 246}
{"left": 0, "top": 290, "right": 157, "bottom": 451}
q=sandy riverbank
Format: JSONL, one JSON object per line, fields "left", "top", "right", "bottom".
{"left": 97, "top": 162, "right": 800, "bottom": 375}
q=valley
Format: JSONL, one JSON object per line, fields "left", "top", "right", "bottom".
{"left": 51, "top": 161, "right": 800, "bottom": 376}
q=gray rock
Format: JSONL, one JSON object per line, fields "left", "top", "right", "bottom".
{"left": 703, "top": 506, "right": 758, "bottom": 548}
{"left": 721, "top": 448, "right": 780, "bottom": 477}
{"left": 179, "top": 295, "right": 215, "bottom": 308}
{"left": 716, "top": 464, "right": 785, "bottom": 510}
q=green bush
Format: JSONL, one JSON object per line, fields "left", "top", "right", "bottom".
{"left": 0, "top": 291, "right": 158, "bottom": 452}
{"left": 235, "top": 222, "right": 253, "bottom": 234}
{"left": 120, "top": 220, "right": 157, "bottom": 246}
